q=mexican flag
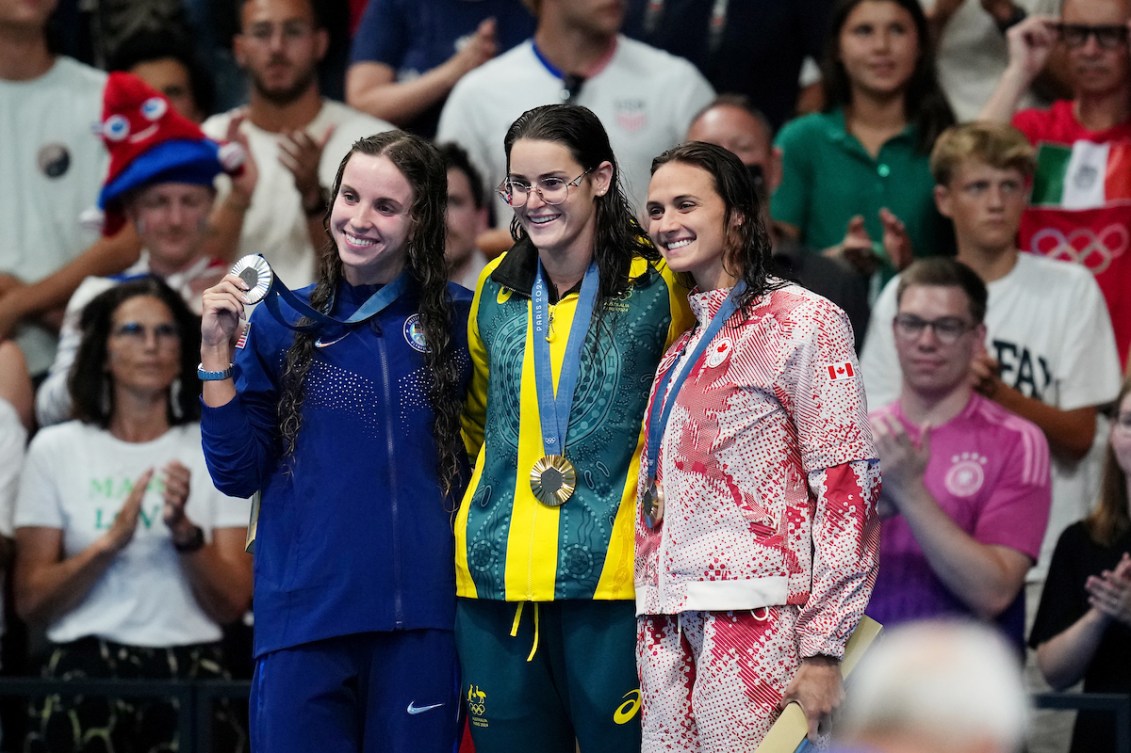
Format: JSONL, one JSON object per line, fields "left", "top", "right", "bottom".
{"left": 1030, "top": 141, "right": 1131, "bottom": 209}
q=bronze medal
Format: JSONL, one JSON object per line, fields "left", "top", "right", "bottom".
{"left": 530, "top": 455, "right": 577, "bottom": 506}
{"left": 642, "top": 481, "right": 665, "bottom": 528}
{"left": 230, "top": 254, "right": 273, "bottom": 304}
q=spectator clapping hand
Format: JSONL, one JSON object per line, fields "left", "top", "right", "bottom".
{"left": 1086, "top": 552, "right": 1131, "bottom": 627}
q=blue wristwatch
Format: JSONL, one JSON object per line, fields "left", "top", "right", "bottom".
{"left": 197, "top": 362, "right": 233, "bottom": 381}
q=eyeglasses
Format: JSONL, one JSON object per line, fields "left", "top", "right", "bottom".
{"left": 244, "top": 21, "right": 315, "bottom": 44}
{"left": 1055, "top": 23, "right": 1129, "bottom": 49}
{"left": 112, "top": 321, "right": 181, "bottom": 344}
{"left": 893, "top": 314, "right": 975, "bottom": 345}
{"left": 496, "top": 169, "right": 591, "bottom": 208}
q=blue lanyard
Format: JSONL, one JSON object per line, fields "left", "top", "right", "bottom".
{"left": 259, "top": 257, "right": 409, "bottom": 335}
{"left": 644, "top": 282, "right": 746, "bottom": 482}
{"left": 532, "top": 261, "right": 599, "bottom": 455}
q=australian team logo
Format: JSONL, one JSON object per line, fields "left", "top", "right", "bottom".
{"left": 403, "top": 313, "right": 428, "bottom": 353}
{"left": 467, "top": 685, "right": 488, "bottom": 728}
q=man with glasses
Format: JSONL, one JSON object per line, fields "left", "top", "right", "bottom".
{"left": 860, "top": 122, "right": 1120, "bottom": 751}
{"left": 862, "top": 121, "right": 1119, "bottom": 578}
{"left": 201, "top": 0, "right": 392, "bottom": 288}
{"left": 865, "top": 256, "right": 1051, "bottom": 649}
{"left": 980, "top": 0, "right": 1131, "bottom": 366}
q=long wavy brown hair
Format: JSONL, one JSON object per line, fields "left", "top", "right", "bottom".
{"left": 1087, "top": 379, "right": 1131, "bottom": 546}
{"left": 277, "top": 131, "right": 465, "bottom": 500}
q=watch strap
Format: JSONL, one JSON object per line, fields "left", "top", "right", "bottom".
{"left": 197, "top": 362, "right": 233, "bottom": 381}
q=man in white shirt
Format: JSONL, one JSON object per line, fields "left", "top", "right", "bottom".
{"left": 862, "top": 122, "right": 1120, "bottom": 583}
{"left": 436, "top": 0, "right": 714, "bottom": 235}
{"left": 203, "top": 0, "right": 394, "bottom": 287}
{"left": 0, "top": 0, "right": 141, "bottom": 375}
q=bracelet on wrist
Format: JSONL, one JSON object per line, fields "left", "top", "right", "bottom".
{"left": 173, "top": 525, "right": 205, "bottom": 553}
{"left": 198, "top": 362, "right": 233, "bottom": 381}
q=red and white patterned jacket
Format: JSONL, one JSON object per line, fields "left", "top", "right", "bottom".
{"left": 635, "top": 283, "right": 881, "bottom": 659}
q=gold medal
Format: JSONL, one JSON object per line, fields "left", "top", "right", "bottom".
{"left": 642, "top": 481, "right": 665, "bottom": 528}
{"left": 230, "top": 254, "right": 273, "bottom": 304}
{"left": 530, "top": 455, "right": 577, "bottom": 506}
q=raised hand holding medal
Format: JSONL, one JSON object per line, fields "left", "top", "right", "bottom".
{"left": 227, "top": 253, "right": 409, "bottom": 336}
{"left": 529, "top": 260, "right": 599, "bottom": 506}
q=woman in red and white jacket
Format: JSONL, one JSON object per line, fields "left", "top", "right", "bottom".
{"left": 637, "top": 141, "right": 881, "bottom": 752}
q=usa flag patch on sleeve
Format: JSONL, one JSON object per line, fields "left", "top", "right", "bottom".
{"left": 235, "top": 322, "right": 251, "bottom": 350}
{"left": 827, "top": 362, "right": 855, "bottom": 380}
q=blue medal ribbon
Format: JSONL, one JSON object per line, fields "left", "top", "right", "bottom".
{"left": 644, "top": 282, "right": 747, "bottom": 484}
{"left": 532, "top": 260, "right": 599, "bottom": 456}
{"left": 248, "top": 254, "right": 409, "bottom": 335}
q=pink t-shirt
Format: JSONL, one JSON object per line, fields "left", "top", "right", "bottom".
{"left": 867, "top": 394, "right": 1051, "bottom": 643}
{"left": 1013, "top": 100, "right": 1131, "bottom": 363}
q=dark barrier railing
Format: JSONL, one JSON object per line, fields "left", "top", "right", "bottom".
{"left": 0, "top": 680, "right": 1125, "bottom": 751}
{"left": 1033, "top": 691, "right": 1130, "bottom": 752}
{"left": 0, "top": 677, "right": 251, "bottom": 752}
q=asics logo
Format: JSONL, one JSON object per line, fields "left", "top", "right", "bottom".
{"left": 407, "top": 701, "right": 445, "bottom": 715}
{"left": 613, "top": 689, "right": 641, "bottom": 725}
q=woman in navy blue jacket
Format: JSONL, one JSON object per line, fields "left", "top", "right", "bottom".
{"left": 198, "top": 130, "right": 471, "bottom": 753}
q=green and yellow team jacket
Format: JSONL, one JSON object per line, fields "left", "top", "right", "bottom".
{"left": 457, "top": 240, "right": 693, "bottom": 602}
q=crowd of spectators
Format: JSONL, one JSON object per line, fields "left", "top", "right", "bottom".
{"left": 1, "top": 0, "right": 1129, "bottom": 750}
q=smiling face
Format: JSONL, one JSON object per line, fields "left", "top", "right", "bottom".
{"left": 329, "top": 152, "right": 416, "bottom": 285}
{"left": 506, "top": 138, "right": 610, "bottom": 260}
{"left": 838, "top": 0, "right": 919, "bottom": 101}
{"left": 646, "top": 161, "right": 740, "bottom": 290}
{"left": 105, "top": 294, "right": 182, "bottom": 398}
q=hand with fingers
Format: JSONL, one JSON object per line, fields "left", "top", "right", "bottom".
{"left": 1086, "top": 552, "right": 1131, "bottom": 627}
{"left": 830, "top": 210, "right": 914, "bottom": 275}
{"left": 225, "top": 110, "right": 259, "bottom": 205}
{"left": 1005, "top": 15, "right": 1059, "bottom": 80}
{"left": 832, "top": 215, "right": 881, "bottom": 276}
{"left": 201, "top": 273, "right": 252, "bottom": 353}
{"left": 453, "top": 18, "right": 498, "bottom": 76}
{"left": 279, "top": 124, "right": 335, "bottom": 214}
{"left": 870, "top": 412, "right": 931, "bottom": 506}
{"left": 781, "top": 656, "right": 844, "bottom": 742}
{"left": 878, "top": 207, "right": 913, "bottom": 271}
{"left": 969, "top": 350, "right": 1002, "bottom": 398}
{"left": 101, "top": 468, "right": 153, "bottom": 554}
{"left": 161, "top": 460, "right": 194, "bottom": 530}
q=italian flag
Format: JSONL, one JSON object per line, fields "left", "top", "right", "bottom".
{"left": 1031, "top": 142, "right": 1131, "bottom": 209}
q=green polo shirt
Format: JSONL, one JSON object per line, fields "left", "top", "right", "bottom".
{"left": 771, "top": 108, "right": 951, "bottom": 261}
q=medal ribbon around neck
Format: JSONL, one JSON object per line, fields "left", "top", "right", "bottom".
{"left": 231, "top": 253, "right": 409, "bottom": 336}
{"left": 642, "top": 281, "right": 746, "bottom": 526}
{"left": 528, "top": 259, "right": 600, "bottom": 505}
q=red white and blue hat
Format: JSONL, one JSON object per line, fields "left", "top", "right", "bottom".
{"left": 94, "top": 72, "right": 244, "bottom": 236}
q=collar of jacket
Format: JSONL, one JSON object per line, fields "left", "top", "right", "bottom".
{"left": 489, "top": 236, "right": 660, "bottom": 302}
